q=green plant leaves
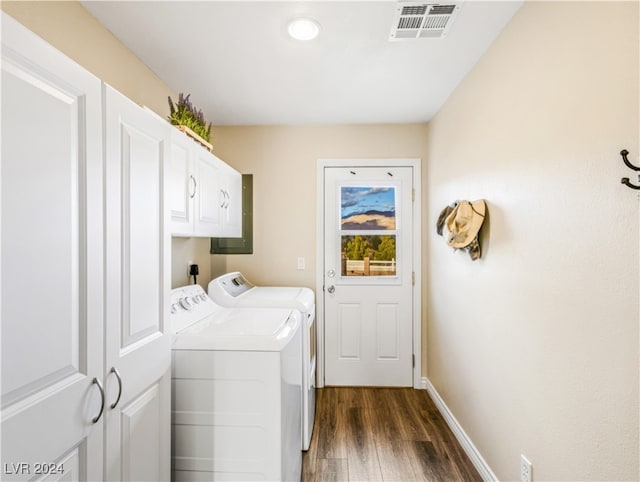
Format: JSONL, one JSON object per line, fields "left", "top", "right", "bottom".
{"left": 167, "top": 93, "right": 211, "bottom": 142}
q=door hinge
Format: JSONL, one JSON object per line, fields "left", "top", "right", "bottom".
{"left": 412, "top": 188, "right": 415, "bottom": 202}
{"left": 412, "top": 354, "right": 415, "bottom": 368}
{"left": 412, "top": 271, "right": 415, "bottom": 286}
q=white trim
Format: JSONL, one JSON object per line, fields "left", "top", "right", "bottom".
{"left": 422, "top": 377, "right": 499, "bottom": 482}
{"left": 316, "top": 158, "right": 422, "bottom": 389}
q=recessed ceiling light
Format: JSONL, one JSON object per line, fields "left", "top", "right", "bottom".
{"left": 288, "top": 18, "right": 320, "bottom": 41}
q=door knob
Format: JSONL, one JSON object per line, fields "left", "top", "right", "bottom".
{"left": 327, "top": 285, "right": 335, "bottom": 294}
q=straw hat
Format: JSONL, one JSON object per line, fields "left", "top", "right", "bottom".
{"left": 445, "top": 200, "right": 486, "bottom": 249}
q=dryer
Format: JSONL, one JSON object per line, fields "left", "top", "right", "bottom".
{"left": 170, "top": 284, "right": 302, "bottom": 482}
{"left": 208, "top": 272, "right": 316, "bottom": 450}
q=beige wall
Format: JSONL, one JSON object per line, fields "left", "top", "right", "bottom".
{"left": 1, "top": 1, "right": 175, "bottom": 117}
{"left": 426, "top": 1, "right": 639, "bottom": 480}
{"left": 1, "top": 1, "right": 216, "bottom": 289}
{"left": 208, "top": 124, "right": 428, "bottom": 370}
{"left": 209, "top": 124, "right": 428, "bottom": 284}
{"left": 5, "top": 2, "right": 638, "bottom": 479}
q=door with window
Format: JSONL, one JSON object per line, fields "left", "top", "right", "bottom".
{"left": 323, "top": 165, "right": 414, "bottom": 386}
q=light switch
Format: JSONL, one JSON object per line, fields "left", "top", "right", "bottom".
{"left": 297, "top": 257, "right": 305, "bottom": 270}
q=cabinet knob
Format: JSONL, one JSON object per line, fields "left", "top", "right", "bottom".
{"left": 189, "top": 175, "right": 197, "bottom": 199}
{"left": 92, "top": 377, "right": 105, "bottom": 424}
{"left": 109, "top": 367, "right": 123, "bottom": 409}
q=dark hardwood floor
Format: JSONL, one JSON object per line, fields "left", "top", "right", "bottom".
{"left": 302, "top": 387, "right": 482, "bottom": 482}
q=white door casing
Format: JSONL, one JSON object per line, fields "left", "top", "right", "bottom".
{"left": 317, "top": 160, "right": 422, "bottom": 388}
{"left": 1, "top": 13, "right": 104, "bottom": 480}
{"left": 104, "top": 84, "right": 171, "bottom": 481}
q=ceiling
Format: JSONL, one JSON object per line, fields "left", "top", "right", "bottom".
{"left": 81, "top": 1, "right": 523, "bottom": 126}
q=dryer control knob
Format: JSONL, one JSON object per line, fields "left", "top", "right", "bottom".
{"left": 179, "top": 297, "right": 193, "bottom": 310}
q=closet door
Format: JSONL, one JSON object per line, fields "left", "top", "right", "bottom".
{"left": 1, "top": 13, "right": 104, "bottom": 481}
{"left": 103, "top": 85, "right": 171, "bottom": 481}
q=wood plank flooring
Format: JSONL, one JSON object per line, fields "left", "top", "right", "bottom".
{"left": 302, "top": 387, "right": 482, "bottom": 482}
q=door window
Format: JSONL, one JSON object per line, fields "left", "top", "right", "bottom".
{"left": 339, "top": 186, "right": 398, "bottom": 278}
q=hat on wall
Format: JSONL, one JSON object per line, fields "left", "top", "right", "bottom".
{"left": 445, "top": 200, "right": 486, "bottom": 249}
{"left": 436, "top": 203, "right": 455, "bottom": 236}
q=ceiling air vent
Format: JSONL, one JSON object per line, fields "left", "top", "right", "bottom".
{"left": 389, "top": 2, "right": 461, "bottom": 40}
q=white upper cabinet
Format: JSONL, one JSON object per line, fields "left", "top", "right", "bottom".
{"left": 218, "top": 160, "right": 243, "bottom": 238}
{"left": 168, "top": 130, "right": 242, "bottom": 238}
{"left": 193, "top": 145, "right": 223, "bottom": 236}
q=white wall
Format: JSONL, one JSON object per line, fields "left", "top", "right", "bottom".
{"left": 426, "top": 1, "right": 639, "bottom": 480}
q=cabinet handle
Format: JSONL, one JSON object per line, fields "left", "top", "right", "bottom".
{"left": 220, "top": 189, "right": 225, "bottom": 208}
{"left": 223, "top": 190, "right": 230, "bottom": 208}
{"left": 189, "top": 175, "right": 197, "bottom": 199}
{"left": 92, "top": 377, "right": 105, "bottom": 424}
{"left": 109, "top": 367, "right": 123, "bottom": 409}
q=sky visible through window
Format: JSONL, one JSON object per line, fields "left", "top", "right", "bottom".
{"left": 341, "top": 187, "right": 396, "bottom": 230}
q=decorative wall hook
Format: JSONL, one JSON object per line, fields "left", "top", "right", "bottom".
{"left": 621, "top": 177, "right": 640, "bottom": 190}
{"left": 620, "top": 149, "right": 640, "bottom": 190}
{"left": 620, "top": 149, "right": 640, "bottom": 171}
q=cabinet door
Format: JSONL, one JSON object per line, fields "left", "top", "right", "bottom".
{"left": 104, "top": 85, "right": 171, "bottom": 482}
{"left": 221, "top": 164, "right": 243, "bottom": 238}
{"left": 193, "top": 149, "right": 222, "bottom": 236}
{"left": 1, "top": 13, "right": 104, "bottom": 481}
{"left": 168, "top": 130, "right": 195, "bottom": 236}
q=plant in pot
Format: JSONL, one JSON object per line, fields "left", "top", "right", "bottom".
{"left": 168, "top": 93, "right": 212, "bottom": 147}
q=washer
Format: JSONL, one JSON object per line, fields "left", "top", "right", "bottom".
{"left": 208, "top": 272, "right": 316, "bottom": 451}
{"left": 170, "top": 284, "right": 302, "bottom": 482}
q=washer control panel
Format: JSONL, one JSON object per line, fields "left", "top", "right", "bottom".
{"left": 170, "top": 285, "right": 219, "bottom": 334}
{"left": 171, "top": 285, "right": 210, "bottom": 313}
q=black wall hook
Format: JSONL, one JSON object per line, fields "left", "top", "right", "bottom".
{"left": 620, "top": 149, "right": 640, "bottom": 189}
{"left": 621, "top": 149, "right": 640, "bottom": 171}
{"left": 621, "top": 177, "right": 640, "bottom": 190}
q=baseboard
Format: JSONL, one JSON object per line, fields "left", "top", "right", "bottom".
{"left": 422, "top": 377, "right": 499, "bottom": 482}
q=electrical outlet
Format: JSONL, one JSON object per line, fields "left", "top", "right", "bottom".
{"left": 187, "top": 260, "right": 193, "bottom": 277}
{"left": 297, "top": 257, "right": 305, "bottom": 270}
{"left": 520, "top": 454, "right": 532, "bottom": 482}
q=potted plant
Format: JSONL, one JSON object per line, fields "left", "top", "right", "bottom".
{"left": 168, "top": 93, "right": 213, "bottom": 150}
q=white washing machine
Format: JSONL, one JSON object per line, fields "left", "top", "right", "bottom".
{"left": 170, "top": 284, "right": 302, "bottom": 482}
{"left": 208, "top": 272, "right": 316, "bottom": 451}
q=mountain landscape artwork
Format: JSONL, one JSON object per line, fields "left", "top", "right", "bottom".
{"left": 341, "top": 186, "right": 396, "bottom": 230}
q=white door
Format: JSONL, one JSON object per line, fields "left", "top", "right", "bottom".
{"left": 323, "top": 166, "right": 414, "bottom": 386}
{"left": 1, "top": 13, "right": 104, "bottom": 480}
{"left": 104, "top": 85, "right": 171, "bottom": 481}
